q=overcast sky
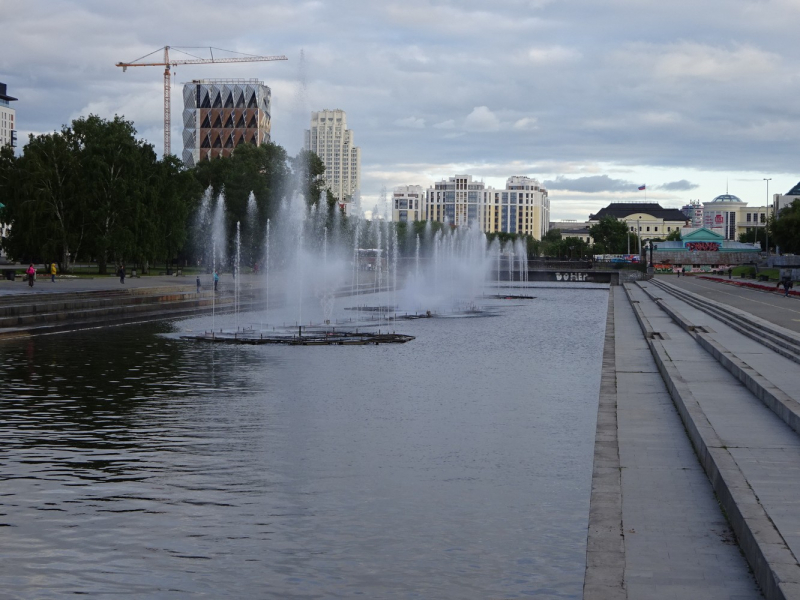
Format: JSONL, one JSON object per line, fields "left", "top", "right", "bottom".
{"left": 3, "top": 0, "right": 799, "bottom": 219}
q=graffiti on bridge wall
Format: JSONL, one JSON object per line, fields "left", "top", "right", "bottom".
{"left": 555, "top": 272, "right": 590, "bottom": 282}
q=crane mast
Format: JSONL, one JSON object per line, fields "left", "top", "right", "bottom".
{"left": 116, "top": 46, "right": 288, "bottom": 156}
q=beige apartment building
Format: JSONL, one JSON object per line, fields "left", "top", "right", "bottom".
{"left": 392, "top": 185, "right": 424, "bottom": 222}
{"left": 422, "top": 175, "right": 550, "bottom": 239}
{"left": 304, "top": 109, "right": 361, "bottom": 204}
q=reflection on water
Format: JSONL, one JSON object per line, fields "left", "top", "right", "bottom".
{"left": 0, "top": 288, "right": 607, "bottom": 599}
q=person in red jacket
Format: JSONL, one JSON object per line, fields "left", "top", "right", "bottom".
{"left": 26, "top": 264, "right": 36, "bottom": 287}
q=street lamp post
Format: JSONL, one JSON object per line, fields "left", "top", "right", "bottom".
{"left": 637, "top": 216, "right": 642, "bottom": 256}
{"left": 763, "top": 178, "right": 772, "bottom": 256}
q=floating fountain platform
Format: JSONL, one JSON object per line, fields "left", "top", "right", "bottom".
{"left": 484, "top": 294, "right": 536, "bottom": 300}
{"left": 182, "top": 327, "right": 415, "bottom": 346}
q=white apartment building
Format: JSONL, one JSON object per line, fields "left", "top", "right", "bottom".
{"left": 392, "top": 185, "right": 424, "bottom": 222}
{"left": 304, "top": 109, "right": 361, "bottom": 204}
{"left": 423, "top": 175, "right": 550, "bottom": 240}
{"left": 0, "top": 83, "right": 18, "bottom": 149}
{"left": 773, "top": 181, "right": 800, "bottom": 216}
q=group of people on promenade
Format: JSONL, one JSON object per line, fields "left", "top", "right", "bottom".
{"left": 25, "top": 263, "right": 58, "bottom": 287}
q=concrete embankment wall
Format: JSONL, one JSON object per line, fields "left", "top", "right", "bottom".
{"left": 497, "top": 269, "right": 647, "bottom": 285}
{"left": 0, "top": 287, "right": 259, "bottom": 340}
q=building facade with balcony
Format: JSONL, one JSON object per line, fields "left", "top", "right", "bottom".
{"left": 392, "top": 185, "right": 424, "bottom": 222}
{"left": 0, "top": 83, "right": 18, "bottom": 149}
{"left": 423, "top": 175, "right": 550, "bottom": 239}
{"left": 182, "top": 79, "right": 271, "bottom": 167}
{"left": 304, "top": 109, "right": 361, "bottom": 204}
{"left": 701, "top": 194, "right": 770, "bottom": 240}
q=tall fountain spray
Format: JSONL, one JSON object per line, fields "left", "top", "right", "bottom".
{"left": 212, "top": 239, "right": 216, "bottom": 332}
{"left": 415, "top": 234, "right": 421, "bottom": 282}
{"left": 235, "top": 221, "right": 241, "bottom": 331}
{"left": 265, "top": 219, "right": 270, "bottom": 311}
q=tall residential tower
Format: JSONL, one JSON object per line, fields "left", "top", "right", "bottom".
{"left": 304, "top": 109, "right": 361, "bottom": 204}
{"left": 182, "top": 79, "right": 271, "bottom": 167}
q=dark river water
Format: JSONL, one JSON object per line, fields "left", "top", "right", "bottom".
{"left": 0, "top": 286, "right": 608, "bottom": 599}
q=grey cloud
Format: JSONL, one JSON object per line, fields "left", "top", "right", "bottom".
{"left": 5, "top": 0, "right": 800, "bottom": 194}
{"left": 394, "top": 116, "right": 425, "bottom": 129}
{"left": 543, "top": 175, "right": 636, "bottom": 193}
{"left": 658, "top": 180, "right": 699, "bottom": 191}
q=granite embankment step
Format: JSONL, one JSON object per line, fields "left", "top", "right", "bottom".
{"left": 649, "top": 278, "right": 800, "bottom": 364}
{"left": 0, "top": 288, "right": 266, "bottom": 339}
{"left": 583, "top": 288, "right": 760, "bottom": 600}
{"left": 637, "top": 280, "right": 800, "bottom": 436}
{"left": 0, "top": 284, "right": 200, "bottom": 306}
{"left": 0, "top": 290, "right": 227, "bottom": 326}
{"left": 624, "top": 282, "right": 800, "bottom": 599}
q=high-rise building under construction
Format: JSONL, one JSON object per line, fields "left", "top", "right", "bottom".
{"left": 182, "top": 79, "right": 271, "bottom": 167}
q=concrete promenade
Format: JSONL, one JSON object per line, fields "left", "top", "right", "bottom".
{"left": 0, "top": 272, "right": 207, "bottom": 296}
{"left": 661, "top": 274, "right": 800, "bottom": 334}
{"left": 585, "top": 287, "right": 762, "bottom": 599}
{"left": 587, "top": 275, "right": 800, "bottom": 599}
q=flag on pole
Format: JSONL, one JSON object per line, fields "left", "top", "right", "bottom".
{"left": 638, "top": 185, "right": 646, "bottom": 191}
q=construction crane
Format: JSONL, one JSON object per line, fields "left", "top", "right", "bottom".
{"left": 116, "top": 46, "right": 288, "bottom": 156}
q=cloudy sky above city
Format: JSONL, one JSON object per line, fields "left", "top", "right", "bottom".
{"left": 3, "top": 0, "right": 800, "bottom": 219}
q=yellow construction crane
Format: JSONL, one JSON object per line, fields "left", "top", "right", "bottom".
{"left": 116, "top": 46, "right": 288, "bottom": 156}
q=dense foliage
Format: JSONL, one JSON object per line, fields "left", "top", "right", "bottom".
{"left": 771, "top": 199, "right": 800, "bottom": 254}
{"left": 589, "top": 216, "right": 632, "bottom": 254}
{"left": 0, "top": 116, "right": 200, "bottom": 273}
{"left": 0, "top": 116, "right": 336, "bottom": 273}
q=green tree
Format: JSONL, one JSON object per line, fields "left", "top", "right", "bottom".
{"left": 771, "top": 199, "right": 800, "bottom": 254}
{"left": 0, "top": 128, "right": 86, "bottom": 270}
{"left": 737, "top": 227, "right": 768, "bottom": 249}
{"left": 666, "top": 228, "right": 682, "bottom": 241}
{"left": 193, "top": 142, "right": 290, "bottom": 264}
{"left": 74, "top": 115, "right": 162, "bottom": 273}
{"left": 590, "top": 217, "right": 633, "bottom": 254}
{"left": 290, "top": 149, "right": 328, "bottom": 208}
{"left": 1, "top": 115, "right": 199, "bottom": 273}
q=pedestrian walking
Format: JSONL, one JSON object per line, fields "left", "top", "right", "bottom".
{"left": 50, "top": 262, "right": 57, "bottom": 282}
{"left": 728, "top": 267, "right": 732, "bottom": 279}
{"left": 213, "top": 270, "right": 219, "bottom": 292}
{"left": 676, "top": 266, "right": 680, "bottom": 277}
{"left": 196, "top": 275, "right": 201, "bottom": 293}
{"left": 119, "top": 264, "right": 125, "bottom": 284}
{"left": 783, "top": 278, "right": 793, "bottom": 297}
{"left": 26, "top": 264, "right": 36, "bottom": 288}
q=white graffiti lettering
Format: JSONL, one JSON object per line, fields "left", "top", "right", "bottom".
{"left": 555, "top": 272, "right": 588, "bottom": 282}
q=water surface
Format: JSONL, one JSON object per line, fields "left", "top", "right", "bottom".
{"left": 0, "top": 287, "right": 607, "bottom": 598}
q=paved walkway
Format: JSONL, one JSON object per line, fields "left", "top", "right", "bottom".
{"left": 659, "top": 274, "right": 800, "bottom": 334}
{"left": 585, "top": 286, "right": 762, "bottom": 599}
{"left": 646, "top": 280, "right": 800, "bottom": 414}
{"left": 0, "top": 274, "right": 201, "bottom": 296}
{"left": 630, "top": 281, "right": 800, "bottom": 597}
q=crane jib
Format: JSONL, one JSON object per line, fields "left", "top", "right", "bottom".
{"left": 114, "top": 51, "right": 287, "bottom": 156}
